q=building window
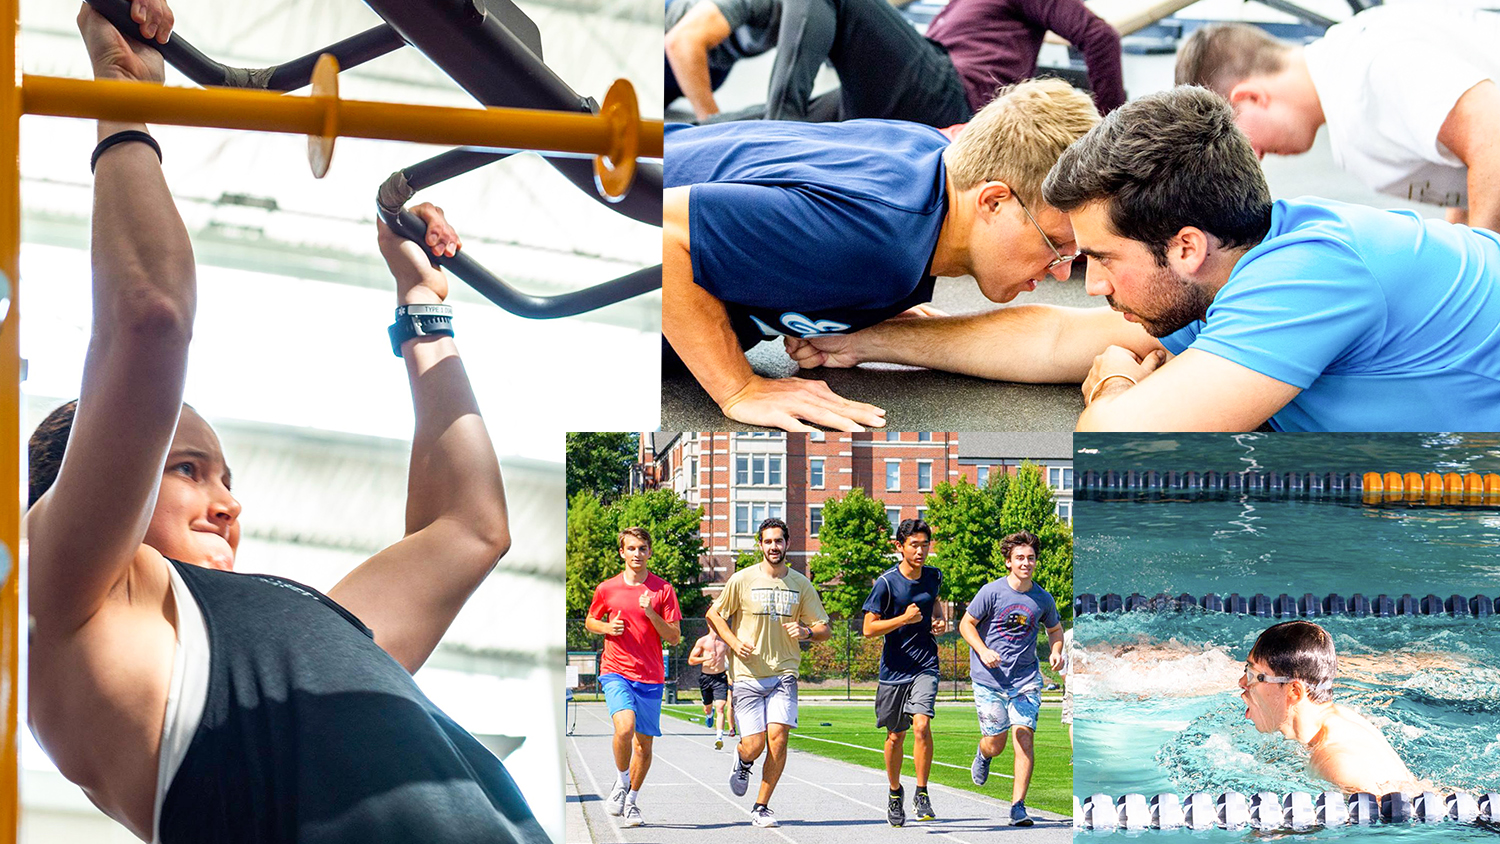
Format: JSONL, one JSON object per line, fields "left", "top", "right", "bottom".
{"left": 977, "top": 465, "right": 990, "bottom": 486}
{"left": 885, "top": 460, "right": 900, "bottom": 492}
{"left": 690, "top": 456, "right": 698, "bottom": 482}
{"left": 885, "top": 431, "right": 900, "bottom": 442}
{"left": 809, "top": 431, "right": 825, "bottom": 441}
{"left": 810, "top": 506, "right": 823, "bottom": 537}
{"left": 735, "top": 502, "right": 785, "bottom": 535}
{"left": 916, "top": 507, "right": 927, "bottom": 523}
{"left": 917, "top": 432, "right": 932, "bottom": 441}
{"left": 1048, "top": 466, "right": 1074, "bottom": 491}
{"left": 885, "top": 507, "right": 902, "bottom": 534}
{"left": 917, "top": 461, "right": 932, "bottom": 491}
{"left": 1057, "top": 500, "right": 1072, "bottom": 522}
{"left": 735, "top": 432, "right": 782, "bottom": 439}
{"left": 810, "top": 458, "right": 825, "bottom": 489}
{"left": 735, "top": 454, "right": 783, "bottom": 486}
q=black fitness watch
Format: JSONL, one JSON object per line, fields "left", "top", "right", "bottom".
{"left": 388, "top": 304, "right": 454, "bottom": 356}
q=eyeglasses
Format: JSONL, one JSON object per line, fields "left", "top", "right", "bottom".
{"left": 1242, "top": 665, "right": 1295, "bottom": 687}
{"left": 1014, "top": 194, "right": 1080, "bottom": 272}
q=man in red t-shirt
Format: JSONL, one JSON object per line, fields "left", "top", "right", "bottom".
{"left": 586, "top": 527, "right": 683, "bottom": 827}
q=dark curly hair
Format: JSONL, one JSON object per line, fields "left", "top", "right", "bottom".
{"left": 28, "top": 400, "right": 77, "bottom": 509}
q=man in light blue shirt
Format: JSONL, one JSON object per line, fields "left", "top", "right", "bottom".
{"left": 959, "top": 531, "right": 1063, "bottom": 826}
{"left": 783, "top": 85, "right": 1500, "bottom": 432}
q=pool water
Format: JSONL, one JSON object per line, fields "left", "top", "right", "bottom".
{"left": 1075, "top": 612, "right": 1500, "bottom": 841}
{"left": 1075, "top": 434, "right": 1500, "bottom": 598}
{"left": 1073, "top": 435, "right": 1500, "bottom": 839}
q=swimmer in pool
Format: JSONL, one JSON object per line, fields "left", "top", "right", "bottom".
{"left": 1240, "top": 620, "right": 1422, "bottom": 795}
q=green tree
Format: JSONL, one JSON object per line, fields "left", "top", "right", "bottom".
{"left": 807, "top": 488, "right": 894, "bottom": 619}
{"left": 733, "top": 549, "right": 759, "bottom": 570}
{"left": 564, "top": 492, "right": 621, "bottom": 619}
{"left": 613, "top": 489, "right": 711, "bottom": 615}
{"left": 924, "top": 476, "right": 1006, "bottom": 604}
{"left": 565, "top": 432, "right": 638, "bottom": 504}
{"left": 994, "top": 461, "right": 1073, "bottom": 622}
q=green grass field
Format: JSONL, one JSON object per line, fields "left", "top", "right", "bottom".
{"left": 660, "top": 702, "right": 1072, "bottom": 816}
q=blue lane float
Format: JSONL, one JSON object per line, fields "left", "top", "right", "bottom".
{"left": 1075, "top": 470, "right": 1500, "bottom": 506}
{"left": 1074, "top": 791, "right": 1500, "bottom": 830}
{"left": 1075, "top": 592, "right": 1498, "bottom": 617}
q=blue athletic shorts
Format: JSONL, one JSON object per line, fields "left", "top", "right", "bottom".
{"left": 600, "top": 673, "right": 664, "bottom": 736}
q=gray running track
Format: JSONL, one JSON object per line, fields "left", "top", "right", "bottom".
{"left": 565, "top": 703, "right": 1070, "bottom": 843}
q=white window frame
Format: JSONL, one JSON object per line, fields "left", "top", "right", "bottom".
{"left": 885, "top": 507, "right": 902, "bottom": 534}
{"left": 809, "top": 457, "right": 825, "bottom": 489}
{"left": 916, "top": 460, "right": 932, "bottom": 491}
{"left": 977, "top": 465, "right": 991, "bottom": 486}
{"left": 885, "top": 459, "right": 901, "bottom": 492}
{"left": 810, "top": 506, "right": 823, "bottom": 537}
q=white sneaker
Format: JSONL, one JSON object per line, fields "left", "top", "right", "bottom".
{"left": 622, "top": 803, "right": 644, "bottom": 827}
{"left": 750, "top": 806, "right": 780, "bottom": 828}
{"left": 606, "top": 781, "right": 628, "bottom": 816}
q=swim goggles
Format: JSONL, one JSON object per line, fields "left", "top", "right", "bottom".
{"left": 1242, "top": 665, "right": 1332, "bottom": 692}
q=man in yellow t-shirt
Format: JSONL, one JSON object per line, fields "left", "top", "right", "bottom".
{"left": 706, "top": 517, "right": 831, "bottom": 829}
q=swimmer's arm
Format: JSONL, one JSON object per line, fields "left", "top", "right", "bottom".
{"left": 1438, "top": 79, "right": 1500, "bottom": 232}
{"left": 330, "top": 208, "right": 509, "bottom": 674}
{"left": 786, "top": 305, "right": 1160, "bottom": 383}
{"left": 30, "top": 5, "right": 192, "bottom": 632}
{"left": 1076, "top": 349, "right": 1301, "bottom": 431}
{"left": 664, "top": 187, "right": 886, "bottom": 432}
{"left": 665, "top": 1, "right": 731, "bottom": 120}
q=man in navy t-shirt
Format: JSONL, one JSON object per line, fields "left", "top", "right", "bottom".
{"left": 785, "top": 85, "right": 1500, "bottom": 432}
{"left": 860, "top": 519, "right": 947, "bottom": 827}
{"left": 959, "top": 531, "right": 1063, "bottom": 826}
{"left": 664, "top": 78, "right": 1101, "bottom": 432}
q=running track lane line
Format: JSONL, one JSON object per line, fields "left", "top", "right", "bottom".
{"left": 581, "top": 704, "right": 803, "bottom": 844}
{"left": 662, "top": 726, "right": 1022, "bottom": 841}
{"left": 786, "top": 732, "right": 1016, "bottom": 779}
{"left": 567, "top": 733, "right": 626, "bottom": 844}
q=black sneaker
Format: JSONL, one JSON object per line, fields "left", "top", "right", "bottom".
{"left": 913, "top": 789, "right": 935, "bottom": 821}
{"left": 887, "top": 786, "right": 906, "bottom": 827}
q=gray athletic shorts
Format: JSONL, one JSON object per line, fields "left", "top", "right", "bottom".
{"left": 734, "top": 675, "right": 798, "bottom": 735}
{"left": 875, "top": 672, "right": 939, "bottom": 733}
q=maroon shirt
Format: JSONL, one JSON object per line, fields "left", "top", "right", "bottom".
{"left": 926, "top": 0, "right": 1125, "bottom": 114}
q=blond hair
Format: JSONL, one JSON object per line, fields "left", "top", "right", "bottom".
{"left": 1175, "top": 23, "right": 1291, "bottom": 97}
{"left": 942, "top": 78, "right": 1100, "bottom": 206}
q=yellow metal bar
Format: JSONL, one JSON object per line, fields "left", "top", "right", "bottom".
{"left": 0, "top": 0, "right": 18, "bottom": 836}
{"left": 21, "top": 74, "right": 665, "bottom": 159}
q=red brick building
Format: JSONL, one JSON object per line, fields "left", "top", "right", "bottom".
{"left": 637, "top": 432, "right": 1071, "bottom": 595}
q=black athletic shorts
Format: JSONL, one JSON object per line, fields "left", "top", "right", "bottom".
{"left": 699, "top": 670, "right": 730, "bottom": 705}
{"left": 875, "top": 673, "right": 939, "bottom": 733}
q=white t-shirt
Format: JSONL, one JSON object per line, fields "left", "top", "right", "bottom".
{"left": 1304, "top": 1, "right": 1500, "bottom": 208}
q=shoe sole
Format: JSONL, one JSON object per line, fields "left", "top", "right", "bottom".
{"left": 716, "top": 740, "right": 723, "bottom": 750}
{"left": 1012, "top": 819, "right": 1034, "bottom": 827}
{"left": 622, "top": 817, "right": 644, "bottom": 827}
{"left": 916, "top": 813, "right": 935, "bottom": 821}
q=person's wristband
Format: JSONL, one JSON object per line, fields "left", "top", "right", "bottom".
{"left": 1086, "top": 372, "right": 1138, "bottom": 405}
{"left": 388, "top": 303, "right": 454, "bottom": 356}
{"left": 91, "top": 130, "right": 162, "bottom": 173}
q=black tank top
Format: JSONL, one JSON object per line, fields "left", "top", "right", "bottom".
{"left": 158, "top": 561, "right": 549, "bottom": 844}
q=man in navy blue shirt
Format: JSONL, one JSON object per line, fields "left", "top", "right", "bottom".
{"left": 860, "top": 519, "right": 947, "bottom": 827}
{"left": 787, "top": 86, "right": 1500, "bottom": 432}
{"left": 664, "top": 78, "right": 1101, "bottom": 432}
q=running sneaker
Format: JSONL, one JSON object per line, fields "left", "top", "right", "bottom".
{"left": 750, "top": 805, "right": 780, "bottom": 828}
{"left": 715, "top": 737, "right": 724, "bottom": 751}
{"left": 606, "top": 781, "right": 628, "bottom": 816}
{"left": 621, "top": 803, "right": 644, "bottom": 827}
{"left": 913, "top": 790, "right": 936, "bottom": 821}
{"left": 887, "top": 786, "right": 906, "bottom": 827}
{"left": 729, "top": 756, "right": 753, "bottom": 797}
{"left": 706, "top": 712, "right": 715, "bottom": 728}
{"left": 1010, "top": 800, "right": 1033, "bottom": 827}
{"left": 971, "top": 746, "right": 991, "bottom": 786}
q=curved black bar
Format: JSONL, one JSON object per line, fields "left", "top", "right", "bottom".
{"left": 360, "top": 0, "right": 663, "bottom": 227}
{"left": 84, "top": 0, "right": 406, "bottom": 91}
{"left": 379, "top": 205, "right": 661, "bottom": 319}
